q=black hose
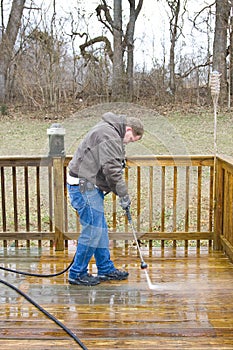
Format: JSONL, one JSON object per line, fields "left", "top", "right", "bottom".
{"left": 0, "top": 278, "right": 88, "bottom": 349}
{"left": 0, "top": 255, "right": 89, "bottom": 349}
{"left": 0, "top": 257, "right": 74, "bottom": 277}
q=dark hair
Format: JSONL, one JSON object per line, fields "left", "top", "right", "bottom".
{"left": 126, "top": 117, "right": 144, "bottom": 138}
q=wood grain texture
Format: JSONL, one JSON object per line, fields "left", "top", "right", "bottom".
{"left": 0, "top": 246, "right": 233, "bottom": 349}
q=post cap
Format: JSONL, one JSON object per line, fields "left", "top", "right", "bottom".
{"left": 47, "top": 123, "right": 66, "bottom": 135}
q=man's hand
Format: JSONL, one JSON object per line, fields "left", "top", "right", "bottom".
{"left": 119, "top": 194, "right": 131, "bottom": 210}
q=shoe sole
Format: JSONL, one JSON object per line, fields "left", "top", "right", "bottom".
{"left": 69, "top": 279, "right": 100, "bottom": 286}
{"left": 98, "top": 275, "right": 128, "bottom": 281}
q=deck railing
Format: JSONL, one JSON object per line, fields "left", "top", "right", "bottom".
{"left": 214, "top": 156, "right": 233, "bottom": 261}
{"left": 0, "top": 153, "right": 232, "bottom": 260}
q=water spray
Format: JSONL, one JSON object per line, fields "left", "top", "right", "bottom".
{"left": 125, "top": 208, "right": 157, "bottom": 290}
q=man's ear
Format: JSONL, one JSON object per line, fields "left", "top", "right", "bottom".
{"left": 125, "top": 126, "right": 132, "bottom": 132}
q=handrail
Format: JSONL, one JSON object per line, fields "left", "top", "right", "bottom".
{"left": 0, "top": 154, "right": 232, "bottom": 262}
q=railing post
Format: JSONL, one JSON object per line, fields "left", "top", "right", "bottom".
{"left": 47, "top": 123, "right": 66, "bottom": 251}
{"left": 214, "top": 157, "right": 223, "bottom": 250}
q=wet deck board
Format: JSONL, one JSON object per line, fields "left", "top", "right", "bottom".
{"left": 0, "top": 246, "right": 233, "bottom": 349}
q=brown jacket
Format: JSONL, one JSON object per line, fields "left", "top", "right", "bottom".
{"left": 68, "top": 112, "right": 128, "bottom": 197}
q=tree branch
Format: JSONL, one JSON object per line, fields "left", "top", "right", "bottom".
{"left": 68, "top": 31, "right": 88, "bottom": 42}
{"left": 191, "top": 1, "right": 215, "bottom": 30}
{"left": 79, "top": 35, "right": 113, "bottom": 62}
{"left": 177, "top": 59, "right": 212, "bottom": 79}
{"left": 95, "top": 1, "right": 113, "bottom": 34}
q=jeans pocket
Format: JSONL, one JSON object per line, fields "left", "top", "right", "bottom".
{"left": 68, "top": 185, "right": 85, "bottom": 212}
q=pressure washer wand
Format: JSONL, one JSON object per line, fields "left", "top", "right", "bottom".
{"left": 125, "top": 208, "right": 158, "bottom": 290}
{"left": 125, "top": 208, "right": 148, "bottom": 269}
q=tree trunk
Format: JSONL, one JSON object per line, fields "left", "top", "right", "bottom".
{"left": 126, "top": 4, "right": 135, "bottom": 101}
{"left": 212, "top": 0, "right": 230, "bottom": 104}
{"left": 229, "top": 3, "right": 233, "bottom": 105}
{"left": 112, "top": 0, "right": 124, "bottom": 101}
{"left": 0, "top": 0, "right": 26, "bottom": 102}
{"left": 169, "top": 0, "right": 180, "bottom": 95}
{"left": 125, "top": 0, "right": 143, "bottom": 101}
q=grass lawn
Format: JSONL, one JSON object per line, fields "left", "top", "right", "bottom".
{"left": 0, "top": 102, "right": 232, "bottom": 158}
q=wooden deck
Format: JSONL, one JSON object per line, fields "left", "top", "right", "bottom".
{"left": 0, "top": 245, "right": 233, "bottom": 350}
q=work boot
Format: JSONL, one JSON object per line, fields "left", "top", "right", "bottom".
{"left": 98, "top": 269, "right": 129, "bottom": 281}
{"left": 69, "top": 273, "right": 100, "bottom": 286}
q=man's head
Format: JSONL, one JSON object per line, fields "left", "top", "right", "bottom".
{"left": 123, "top": 117, "right": 144, "bottom": 144}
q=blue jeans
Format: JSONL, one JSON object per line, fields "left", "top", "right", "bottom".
{"left": 67, "top": 184, "right": 115, "bottom": 277}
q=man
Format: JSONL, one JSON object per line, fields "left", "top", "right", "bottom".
{"left": 67, "top": 112, "right": 144, "bottom": 286}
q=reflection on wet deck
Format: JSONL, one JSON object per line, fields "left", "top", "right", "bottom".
{"left": 0, "top": 246, "right": 233, "bottom": 349}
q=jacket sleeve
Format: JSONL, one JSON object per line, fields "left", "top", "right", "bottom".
{"left": 99, "top": 138, "right": 128, "bottom": 197}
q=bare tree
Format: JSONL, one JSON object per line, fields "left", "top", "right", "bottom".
{"left": 212, "top": 0, "right": 230, "bottom": 103}
{"left": 2, "top": 0, "right": 228, "bottom": 110}
{"left": 162, "top": 0, "right": 187, "bottom": 95}
{"left": 112, "top": 0, "right": 124, "bottom": 100}
{"left": 124, "top": 0, "right": 143, "bottom": 100}
{"left": 0, "top": 0, "right": 26, "bottom": 102}
{"left": 78, "top": 0, "right": 143, "bottom": 101}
